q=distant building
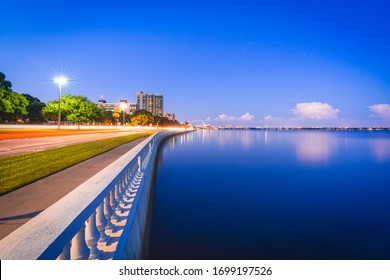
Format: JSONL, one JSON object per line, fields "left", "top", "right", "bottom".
{"left": 97, "top": 99, "right": 136, "bottom": 114}
{"left": 128, "top": 103, "right": 136, "bottom": 115}
{"left": 136, "top": 91, "right": 164, "bottom": 117}
{"left": 97, "top": 100, "right": 118, "bottom": 111}
{"left": 163, "top": 113, "right": 176, "bottom": 121}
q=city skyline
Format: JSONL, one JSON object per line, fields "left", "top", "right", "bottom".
{"left": 1, "top": 0, "right": 389, "bottom": 127}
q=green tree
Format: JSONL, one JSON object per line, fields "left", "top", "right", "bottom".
{"left": 129, "top": 110, "right": 155, "bottom": 126}
{"left": 41, "top": 100, "right": 62, "bottom": 121}
{"left": 0, "top": 72, "right": 29, "bottom": 122}
{"left": 0, "top": 89, "right": 13, "bottom": 114}
{"left": 42, "top": 94, "right": 102, "bottom": 129}
{"left": 22, "top": 94, "right": 46, "bottom": 122}
{"left": 0, "top": 89, "right": 29, "bottom": 122}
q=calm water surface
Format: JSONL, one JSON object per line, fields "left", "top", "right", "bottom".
{"left": 147, "top": 130, "right": 390, "bottom": 259}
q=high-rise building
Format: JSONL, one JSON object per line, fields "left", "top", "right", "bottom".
{"left": 136, "top": 91, "right": 164, "bottom": 117}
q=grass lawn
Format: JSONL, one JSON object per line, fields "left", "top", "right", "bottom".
{"left": 0, "top": 133, "right": 152, "bottom": 195}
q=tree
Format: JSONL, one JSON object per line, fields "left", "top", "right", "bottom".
{"left": 0, "top": 89, "right": 29, "bottom": 122}
{"left": 41, "top": 100, "right": 62, "bottom": 121}
{"left": 112, "top": 108, "right": 121, "bottom": 125}
{"left": 42, "top": 94, "right": 103, "bottom": 129}
{"left": 22, "top": 94, "right": 46, "bottom": 122}
{"left": 154, "top": 116, "right": 180, "bottom": 127}
{"left": 0, "top": 89, "right": 13, "bottom": 114}
{"left": 0, "top": 72, "right": 12, "bottom": 91}
{"left": 0, "top": 72, "right": 29, "bottom": 122}
{"left": 129, "top": 110, "right": 155, "bottom": 126}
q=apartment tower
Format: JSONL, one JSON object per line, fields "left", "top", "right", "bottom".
{"left": 136, "top": 91, "right": 164, "bottom": 117}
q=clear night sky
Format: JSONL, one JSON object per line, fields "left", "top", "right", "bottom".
{"left": 1, "top": 0, "right": 389, "bottom": 127}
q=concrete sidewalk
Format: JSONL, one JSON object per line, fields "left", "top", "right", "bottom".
{"left": 0, "top": 137, "right": 147, "bottom": 240}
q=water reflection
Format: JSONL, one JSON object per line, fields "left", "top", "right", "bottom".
{"left": 191, "top": 130, "right": 257, "bottom": 150}
{"left": 370, "top": 137, "right": 390, "bottom": 162}
{"left": 295, "top": 132, "right": 337, "bottom": 165}
{"left": 240, "top": 131, "right": 254, "bottom": 150}
{"left": 169, "top": 130, "right": 390, "bottom": 165}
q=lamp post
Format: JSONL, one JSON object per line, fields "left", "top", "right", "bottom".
{"left": 119, "top": 101, "right": 128, "bottom": 126}
{"left": 54, "top": 76, "right": 67, "bottom": 130}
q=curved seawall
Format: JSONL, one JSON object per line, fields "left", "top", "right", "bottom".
{"left": 113, "top": 131, "right": 183, "bottom": 259}
{"left": 0, "top": 130, "right": 189, "bottom": 260}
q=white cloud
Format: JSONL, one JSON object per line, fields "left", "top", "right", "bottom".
{"left": 263, "top": 114, "right": 283, "bottom": 122}
{"left": 215, "top": 114, "right": 236, "bottom": 121}
{"left": 188, "top": 119, "right": 206, "bottom": 124}
{"left": 209, "top": 112, "right": 256, "bottom": 124}
{"left": 292, "top": 102, "right": 340, "bottom": 119}
{"left": 369, "top": 104, "right": 390, "bottom": 119}
{"left": 240, "top": 112, "right": 255, "bottom": 121}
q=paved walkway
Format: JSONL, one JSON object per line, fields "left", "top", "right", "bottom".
{"left": 0, "top": 137, "right": 147, "bottom": 240}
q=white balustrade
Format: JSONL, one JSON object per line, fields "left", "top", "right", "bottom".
{"left": 138, "top": 155, "right": 142, "bottom": 173}
{"left": 56, "top": 241, "right": 71, "bottom": 260}
{"left": 117, "top": 177, "right": 126, "bottom": 206}
{"left": 103, "top": 194, "right": 115, "bottom": 232}
{"left": 114, "top": 183, "right": 125, "bottom": 213}
{"left": 96, "top": 202, "right": 110, "bottom": 243}
{"left": 110, "top": 188, "right": 121, "bottom": 222}
{"left": 0, "top": 131, "right": 187, "bottom": 260}
{"left": 85, "top": 212, "right": 101, "bottom": 259}
{"left": 70, "top": 224, "right": 89, "bottom": 260}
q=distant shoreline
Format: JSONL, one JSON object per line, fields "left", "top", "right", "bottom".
{"left": 199, "top": 127, "right": 390, "bottom": 131}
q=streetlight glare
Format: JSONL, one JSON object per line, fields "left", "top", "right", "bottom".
{"left": 54, "top": 76, "right": 68, "bottom": 85}
{"left": 54, "top": 75, "right": 68, "bottom": 130}
{"left": 120, "top": 102, "right": 128, "bottom": 110}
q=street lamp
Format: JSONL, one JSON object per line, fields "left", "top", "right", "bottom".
{"left": 119, "top": 101, "right": 128, "bottom": 126}
{"left": 54, "top": 76, "right": 67, "bottom": 130}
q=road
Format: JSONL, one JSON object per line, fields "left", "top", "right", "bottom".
{"left": 0, "top": 137, "right": 147, "bottom": 240}
{"left": 0, "top": 131, "right": 140, "bottom": 158}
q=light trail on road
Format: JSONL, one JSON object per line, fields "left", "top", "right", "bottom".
{"left": 0, "top": 132, "right": 138, "bottom": 158}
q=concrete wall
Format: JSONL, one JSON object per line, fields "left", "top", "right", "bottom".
{"left": 115, "top": 132, "right": 174, "bottom": 259}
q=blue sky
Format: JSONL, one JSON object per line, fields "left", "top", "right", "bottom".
{"left": 1, "top": 0, "right": 389, "bottom": 126}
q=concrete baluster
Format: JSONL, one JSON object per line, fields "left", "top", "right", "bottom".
{"left": 138, "top": 155, "right": 142, "bottom": 173}
{"left": 125, "top": 172, "right": 133, "bottom": 196}
{"left": 119, "top": 176, "right": 127, "bottom": 202}
{"left": 96, "top": 201, "right": 109, "bottom": 243}
{"left": 103, "top": 194, "right": 115, "bottom": 232}
{"left": 85, "top": 211, "right": 101, "bottom": 259}
{"left": 115, "top": 182, "right": 126, "bottom": 212}
{"left": 125, "top": 169, "right": 131, "bottom": 187}
{"left": 129, "top": 167, "right": 134, "bottom": 184}
{"left": 124, "top": 171, "right": 133, "bottom": 198}
{"left": 70, "top": 224, "right": 89, "bottom": 260}
{"left": 132, "top": 162, "right": 138, "bottom": 176}
{"left": 123, "top": 171, "right": 128, "bottom": 190}
{"left": 56, "top": 241, "right": 71, "bottom": 260}
{"left": 110, "top": 188, "right": 121, "bottom": 221}
{"left": 131, "top": 165, "right": 138, "bottom": 181}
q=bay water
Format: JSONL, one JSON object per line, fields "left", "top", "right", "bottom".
{"left": 146, "top": 130, "right": 390, "bottom": 259}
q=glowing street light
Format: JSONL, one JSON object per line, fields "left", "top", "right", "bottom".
{"left": 54, "top": 76, "right": 68, "bottom": 130}
{"left": 119, "top": 100, "right": 128, "bottom": 126}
